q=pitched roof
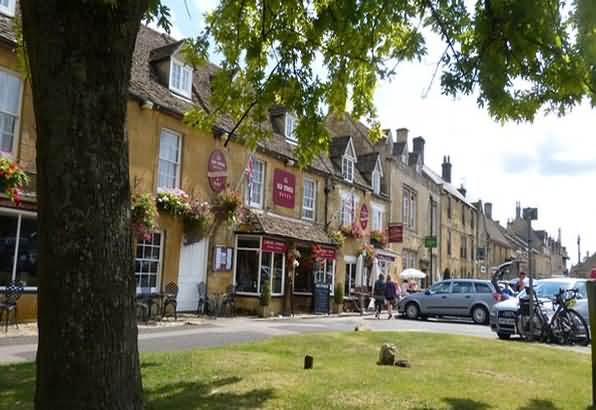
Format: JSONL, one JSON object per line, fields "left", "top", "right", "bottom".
{"left": 148, "top": 39, "right": 184, "bottom": 63}
{"left": 329, "top": 135, "right": 351, "bottom": 159}
{"left": 356, "top": 152, "right": 380, "bottom": 182}
{"left": 422, "top": 165, "right": 475, "bottom": 208}
{"left": 242, "top": 211, "right": 335, "bottom": 245}
{"left": 484, "top": 217, "right": 511, "bottom": 247}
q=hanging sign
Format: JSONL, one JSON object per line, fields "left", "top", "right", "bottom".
{"left": 262, "top": 238, "right": 288, "bottom": 253}
{"left": 388, "top": 223, "right": 404, "bottom": 243}
{"left": 316, "top": 246, "right": 336, "bottom": 260}
{"left": 207, "top": 150, "right": 228, "bottom": 193}
{"left": 273, "top": 169, "right": 295, "bottom": 208}
{"left": 359, "top": 203, "right": 369, "bottom": 230}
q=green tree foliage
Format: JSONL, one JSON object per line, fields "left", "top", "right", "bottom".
{"left": 170, "top": 0, "right": 595, "bottom": 165}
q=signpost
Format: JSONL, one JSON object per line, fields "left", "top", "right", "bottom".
{"left": 523, "top": 207, "right": 538, "bottom": 341}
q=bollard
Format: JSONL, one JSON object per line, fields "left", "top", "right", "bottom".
{"left": 304, "top": 355, "right": 313, "bottom": 369}
{"left": 587, "top": 281, "right": 596, "bottom": 407}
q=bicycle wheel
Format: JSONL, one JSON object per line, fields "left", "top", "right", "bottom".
{"left": 553, "top": 309, "right": 590, "bottom": 346}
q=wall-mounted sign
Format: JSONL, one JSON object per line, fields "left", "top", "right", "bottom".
{"left": 207, "top": 150, "right": 228, "bottom": 193}
{"left": 359, "top": 203, "right": 369, "bottom": 230}
{"left": 262, "top": 238, "right": 288, "bottom": 253}
{"left": 213, "top": 246, "right": 233, "bottom": 271}
{"left": 424, "top": 236, "right": 437, "bottom": 249}
{"left": 388, "top": 223, "right": 404, "bottom": 243}
{"left": 317, "top": 246, "right": 336, "bottom": 260}
{"left": 273, "top": 169, "right": 295, "bottom": 208}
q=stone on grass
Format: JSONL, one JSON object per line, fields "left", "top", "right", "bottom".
{"left": 377, "top": 343, "right": 397, "bottom": 366}
{"left": 395, "top": 359, "right": 411, "bottom": 368}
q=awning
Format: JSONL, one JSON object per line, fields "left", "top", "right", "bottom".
{"left": 238, "top": 211, "right": 336, "bottom": 246}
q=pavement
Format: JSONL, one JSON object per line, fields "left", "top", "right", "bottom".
{"left": 0, "top": 314, "right": 590, "bottom": 364}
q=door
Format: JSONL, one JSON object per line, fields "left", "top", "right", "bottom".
{"left": 421, "top": 281, "right": 452, "bottom": 314}
{"left": 450, "top": 281, "right": 475, "bottom": 315}
{"left": 176, "top": 239, "right": 209, "bottom": 311}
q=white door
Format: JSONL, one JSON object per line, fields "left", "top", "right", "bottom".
{"left": 177, "top": 239, "right": 209, "bottom": 311}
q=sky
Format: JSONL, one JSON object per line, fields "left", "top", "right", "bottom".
{"left": 155, "top": 0, "right": 595, "bottom": 268}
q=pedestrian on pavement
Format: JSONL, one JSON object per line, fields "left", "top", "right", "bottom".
{"left": 401, "top": 279, "right": 409, "bottom": 296}
{"left": 373, "top": 274, "right": 385, "bottom": 319}
{"left": 385, "top": 274, "right": 398, "bottom": 319}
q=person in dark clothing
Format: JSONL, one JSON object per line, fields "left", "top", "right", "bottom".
{"left": 373, "top": 274, "right": 385, "bottom": 319}
{"left": 384, "top": 274, "right": 398, "bottom": 319}
{"left": 443, "top": 268, "right": 451, "bottom": 280}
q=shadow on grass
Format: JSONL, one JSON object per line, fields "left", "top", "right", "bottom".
{"left": 443, "top": 398, "right": 492, "bottom": 410}
{"left": 517, "top": 399, "right": 562, "bottom": 410}
{"left": 412, "top": 397, "right": 569, "bottom": 410}
{"left": 145, "top": 376, "right": 275, "bottom": 410}
{"left": 0, "top": 362, "right": 35, "bottom": 410}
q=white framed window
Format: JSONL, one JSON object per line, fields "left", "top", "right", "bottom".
{"left": 135, "top": 232, "right": 163, "bottom": 293}
{"left": 402, "top": 186, "right": 417, "bottom": 231}
{"left": 0, "top": 69, "right": 23, "bottom": 155}
{"left": 0, "top": 209, "right": 38, "bottom": 289}
{"left": 260, "top": 251, "right": 285, "bottom": 296}
{"left": 371, "top": 203, "right": 385, "bottom": 231}
{"left": 344, "top": 258, "right": 356, "bottom": 296}
{"left": 158, "top": 129, "right": 182, "bottom": 189}
{"left": 340, "top": 192, "right": 357, "bottom": 226}
{"left": 372, "top": 169, "right": 381, "bottom": 194}
{"left": 246, "top": 159, "right": 265, "bottom": 208}
{"left": 314, "top": 259, "right": 335, "bottom": 294}
{"left": 285, "top": 113, "right": 297, "bottom": 144}
{"left": 401, "top": 249, "right": 417, "bottom": 270}
{"left": 302, "top": 178, "right": 316, "bottom": 220}
{"left": 0, "top": 0, "right": 15, "bottom": 17}
{"left": 342, "top": 156, "right": 354, "bottom": 182}
{"left": 169, "top": 58, "right": 193, "bottom": 98}
{"left": 234, "top": 236, "right": 285, "bottom": 296}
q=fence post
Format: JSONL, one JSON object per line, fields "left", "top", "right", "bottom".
{"left": 587, "top": 281, "right": 596, "bottom": 407}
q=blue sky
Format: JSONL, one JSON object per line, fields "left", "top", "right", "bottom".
{"left": 153, "top": 0, "right": 596, "bottom": 267}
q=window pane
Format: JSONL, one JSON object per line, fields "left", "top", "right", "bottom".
{"left": 294, "top": 246, "right": 313, "bottom": 293}
{"left": 431, "top": 281, "right": 450, "bottom": 294}
{"left": 237, "top": 236, "right": 260, "bottom": 249}
{"left": 272, "top": 253, "right": 284, "bottom": 294}
{"left": 475, "top": 283, "right": 492, "bottom": 294}
{"left": 0, "top": 112, "right": 16, "bottom": 152}
{"left": 15, "top": 217, "right": 38, "bottom": 287}
{"left": 452, "top": 281, "right": 473, "bottom": 294}
{"left": 0, "top": 70, "right": 21, "bottom": 115}
{"left": 260, "top": 251, "right": 272, "bottom": 292}
{"left": 0, "top": 213, "right": 18, "bottom": 285}
{"left": 236, "top": 249, "right": 259, "bottom": 293}
{"left": 135, "top": 232, "right": 161, "bottom": 290}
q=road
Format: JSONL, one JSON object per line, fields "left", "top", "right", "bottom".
{"left": 0, "top": 314, "right": 589, "bottom": 364}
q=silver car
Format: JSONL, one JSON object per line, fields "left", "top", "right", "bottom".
{"left": 398, "top": 279, "right": 498, "bottom": 324}
{"left": 489, "top": 278, "right": 589, "bottom": 340}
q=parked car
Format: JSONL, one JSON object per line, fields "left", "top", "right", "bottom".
{"left": 397, "top": 279, "right": 499, "bottom": 324}
{"left": 489, "top": 278, "right": 589, "bottom": 340}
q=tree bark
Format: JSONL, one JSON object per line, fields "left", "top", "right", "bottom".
{"left": 20, "top": 2, "right": 149, "bottom": 409}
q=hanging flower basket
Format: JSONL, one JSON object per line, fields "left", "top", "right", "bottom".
{"left": 131, "top": 193, "right": 158, "bottom": 241}
{"left": 369, "top": 229, "right": 388, "bottom": 248}
{"left": 360, "top": 243, "right": 376, "bottom": 267}
{"left": 328, "top": 230, "right": 345, "bottom": 247}
{"left": 211, "top": 189, "right": 242, "bottom": 225}
{"left": 156, "top": 188, "right": 191, "bottom": 216}
{"left": 183, "top": 200, "right": 213, "bottom": 244}
{"left": 340, "top": 223, "right": 363, "bottom": 239}
{"left": 0, "top": 154, "right": 29, "bottom": 205}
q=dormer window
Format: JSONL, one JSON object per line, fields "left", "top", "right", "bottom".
{"left": 169, "top": 58, "right": 192, "bottom": 99}
{"left": 341, "top": 138, "right": 356, "bottom": 183}
{"left": 285, "top": 113, "right": 297, "bottom": 144}
{"left": 372, "top": 169, "right": 381, "bottom": 194}
{"left": 0, "top": 0, "right": 15, "bottom": 17}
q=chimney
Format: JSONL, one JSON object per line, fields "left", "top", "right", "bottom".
{"left": 484, "top": 202, "right": 492, "bottom": 219}
{"left": 382, "top": 129, "right": 393, "bottom": 143}
{"left": 413, "top": 136, "right": 425, "bottom": 164}
{"left": 441, "top": 156, "right": 452, "bottom": 183}
{"left": 457, "top": 184, "right": 466, "bottom": 197}
{"left": 515, "top": 201, "right": 521, "bottom": 219}
{"left": 396, "top": 128, "right": 409, "bottom": 144}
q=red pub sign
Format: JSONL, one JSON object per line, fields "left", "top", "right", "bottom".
{"left": 317, "top": 246, "right": 336, "bottom": 260}
{"left": 273, "top": 169, "right": 295, "bottom": 208}
{"left": 207, "top": 150, "right": 228, "bottom": 193}
{"left": 359, "top": 203, "right": 369, "bottom": 230}
{"left": 262, "top": 238, "right": 288, "bottom": 253}
{"left": 388, "top": 223, "right": 404, "bottom": 243}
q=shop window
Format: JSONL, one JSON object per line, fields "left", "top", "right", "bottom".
{"left": 260, "top": 251, "right": 285, "bottom": 295}
{"left": 235, "top": 235, "right": 285, "bottom": 295}
{"left": 314, "top": 259, "right": 335, "bottom": 292}
{"left": 158, "top": 129, "right": 181, "bottom": 189}
{"left": 0, "top": 211, "right": 38, "bottom": 288}
{"left": 0, "top": 69, "right": 22, "bottom": 155}
{"left": 294, "top": 246, "right": 314, "bottom": 293}
{"left": 135, "top": 232, "right": 162, "bottom": 292}
{"left": 344, "top": 262, "right": 356, "bottom": 296}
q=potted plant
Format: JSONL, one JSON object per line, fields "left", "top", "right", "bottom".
{"left": 131, "top": 193, "right": 158, "bottom": 241}
{"left": 155, "top": 188, "right": 191, "bottom": 216}
{"left": 183, "top": 200, "right": 212, "bottom": 244}
{"left": 0, "top": 153, "right": 29, "bottom": 204}
{"left": 333, "top": 282, "right": 344, "bottom": 314}
{"left": 257, "top": 279, "right": 272, "bottom": 318}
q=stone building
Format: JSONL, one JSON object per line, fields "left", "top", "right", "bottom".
{"left": 475, "top": 201, "right": 514, "bottom": 279}
{"left": 571, "top": 252, "right": 596, "bottom": 278}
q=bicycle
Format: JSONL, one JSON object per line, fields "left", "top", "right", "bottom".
{"left": 518, "top": 288, "right": 590, "bottom": 346}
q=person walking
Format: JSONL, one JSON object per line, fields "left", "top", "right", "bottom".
{"left": 385, "top": 274, "right": 398, "bottom": 319}
{"left": 373, "top": 274, "right": 385, "bottom": 319}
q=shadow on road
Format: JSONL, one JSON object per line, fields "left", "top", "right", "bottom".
{"left": 145, "top": 376, "right": 275, "bottom": 410}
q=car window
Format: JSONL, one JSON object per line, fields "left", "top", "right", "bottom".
{"left": 475, "top": 282, "right": 492, "bottom": 294}
{"left": 575, "top": 281, "right": 586, "bottom": 298}
{"left": 452, "top": 281, "right": 473, "bottom": 294}
{"left": 431, "top": 281, "right": 450, "bottom": 294}
{"left": 519, "top": 281, "right": 574, "bottom": 300}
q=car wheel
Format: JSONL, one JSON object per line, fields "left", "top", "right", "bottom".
{"left": 497, "top": 332, "right": 511, "bottom": 340}
{"left": 405, "top": 303, "right": 420, "bottom": 320}
{"left": 472, "top": 305, "right": 488, "bottom": 325}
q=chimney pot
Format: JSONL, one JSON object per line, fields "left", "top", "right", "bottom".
{"left": 484, "top": 202, "right": 493, "bottom": 219}
{"left": 396, "top": 128, "right": 409, "bottom": 144}
{"left": 413, "top": 136, "right": 425, "bottom": 165}
{"left": 441, "top": 155, "right": 452, "bottom": 183}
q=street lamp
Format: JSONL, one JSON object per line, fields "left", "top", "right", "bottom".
{"left": 523, "top": 207, "right": 538, "bottom": 340}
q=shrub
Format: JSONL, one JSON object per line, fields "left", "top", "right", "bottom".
{"left": 131, "top": 193, "right": 158, "bottom": 241}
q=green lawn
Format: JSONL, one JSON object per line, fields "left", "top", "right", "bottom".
{"left": 1, "top": 332, "right": 593, "bottom": 409}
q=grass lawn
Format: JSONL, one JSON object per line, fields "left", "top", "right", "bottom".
{"left": 0, "top": 332, "right": 592, "bottom": 409}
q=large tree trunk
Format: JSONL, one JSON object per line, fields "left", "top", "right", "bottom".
{"left": 20, "top": 2, "right": 149, "bottom": 409}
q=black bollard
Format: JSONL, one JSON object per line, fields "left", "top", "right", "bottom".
{"left": 304, "top": 355, "right": 314, "bottom": 369}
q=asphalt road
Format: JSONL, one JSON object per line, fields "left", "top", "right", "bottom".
{"left": 0, "top": 314, "right": 589, "bottom": 364}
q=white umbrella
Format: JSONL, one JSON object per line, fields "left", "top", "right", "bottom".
{"left": 369, "top": 257, "right": 379, "bottom": 287}
{"left": 355, "top": 254, "right": 364, "bottom": 288}
{"left": 400, "top": 268, "right": 426, "bottom": 280}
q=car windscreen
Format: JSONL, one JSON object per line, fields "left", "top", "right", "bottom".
{"left": 518, "top": 281, "right": 574, "bottom": 300}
